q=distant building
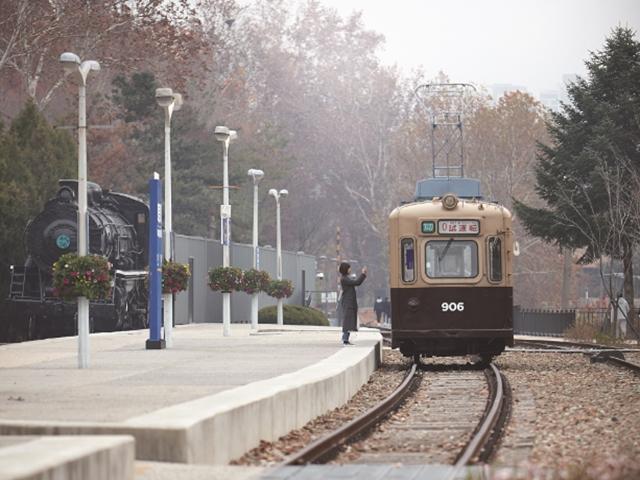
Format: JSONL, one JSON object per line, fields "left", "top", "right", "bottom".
{"left": 539, "top": 90, "right": 561, "bottom": 112}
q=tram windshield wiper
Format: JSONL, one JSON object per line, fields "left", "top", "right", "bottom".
{"left": 438, "top": 238, "right": 454, "bottom": 261}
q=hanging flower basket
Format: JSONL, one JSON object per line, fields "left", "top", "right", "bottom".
{"left": 162, "top": 260, "right": 191, "bottom": 294}
{"left": 266, "top": 279, "right": 294, "bottom": 299}
{"left": 208, "top": 266, "right": 243, "bottom": 293}
{"left": 52, "top": 253, "right": 112, "bottom": 301}
{"left": 241, "top": 269, "right": 271, "bottom": 294}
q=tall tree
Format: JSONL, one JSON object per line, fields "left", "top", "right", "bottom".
{"left": 0, "top": 0, "right": 212, "bottom": 111}
{"left": 514, "top": 27, "right": 640, "bottom": 314}
{"left": 0, "top": 101, "right": 75, "bottom": 295}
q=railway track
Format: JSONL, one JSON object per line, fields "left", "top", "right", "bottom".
{"left": 514, "top": 338, "right": 640, "bottom": 375}
{"left": 362, "top": 324, "right": 391, "bottom": 346}
{"left": 280, "top": 359, "right": 510, "bottom": 470}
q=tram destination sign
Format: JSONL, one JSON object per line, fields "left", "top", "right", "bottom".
{"left": 438, "top": 219, "right": 480, "bottom": 235}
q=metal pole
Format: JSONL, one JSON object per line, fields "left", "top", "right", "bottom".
{"left": 222, "top": 140, "right": 231, "bottom": 336}
{"left": 251, "top": 182, "right": 259, "bottom": 330}
{"left": 276, "top": 198, "right": 283, "bottom": 325}
{"left": 163, "top": 112, "right": 173, "bottom": 347}
{"left": 77, "top": 81, "right": 89, "bottom": 369}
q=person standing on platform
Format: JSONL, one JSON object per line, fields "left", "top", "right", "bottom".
{"left": 338, "top": 262, "right": 367, "bottom": 345}
{"left": 374, "top": 296, "right": 383, "bottom": 324}
{"left": 612, "top": 292, "right": 629, "bottom": 339}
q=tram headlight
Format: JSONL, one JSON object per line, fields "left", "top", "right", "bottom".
{"left": 442, "top": 193, "right": 459, "bottom": 210}
{"left": 408, "top": 297, "right": 420, "bottom": 311}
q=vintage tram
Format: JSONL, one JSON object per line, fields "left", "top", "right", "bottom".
{"left": 388, "top": 177, "right": 515, "bottom": 362}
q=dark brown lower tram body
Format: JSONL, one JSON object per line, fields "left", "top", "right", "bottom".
{"left": 391, "top": 287, "right": 513, "bottom": 357}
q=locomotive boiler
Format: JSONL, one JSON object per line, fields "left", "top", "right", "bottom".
{"left": 388, "top": 177, "right": 515, "bottom": 363}
{"left": 4, "top": 179, "right": 149, "bottom": 341}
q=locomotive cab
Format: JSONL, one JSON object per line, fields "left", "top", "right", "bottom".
{"left": 389, "top": 178, "right": 515, "bottom": 360}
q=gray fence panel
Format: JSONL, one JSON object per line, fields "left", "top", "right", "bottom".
{"left": 173, "top": 235, "right": 215, "bottom": 324}
{"left": 172, "top": 236, "right": 316, "bottom": 324}
{"left": 513, "top": 306, "right": 576, "bottom": 336}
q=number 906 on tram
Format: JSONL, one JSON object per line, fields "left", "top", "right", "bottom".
{"left": 388, "top": 177, "right": 516, "bottom": 362}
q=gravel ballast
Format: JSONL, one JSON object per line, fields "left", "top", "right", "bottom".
{"left": 234, "top": 346, "right": 640, "bottom": 479}
{"left": 493, "top": 351, "right": 640, "bottom": 478}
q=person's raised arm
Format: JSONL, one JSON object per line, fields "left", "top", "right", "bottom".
{"left": 341, "top": 267, "right": 367, "bottom": 286}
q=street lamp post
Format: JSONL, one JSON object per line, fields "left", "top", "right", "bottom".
{"left": 215, "top": 126, "right": 237, "bottom": 336}
{"left": 268, "top": 188, "right": 288, "bottom": 325}
{"left": 60, "top": 52, "right": 100, "bottom": 369}
{"left": 155, "top": 88, "right": 182, "bottom": 348}
{"left": 248, "top": 169, "right": 265, "bottom": 330}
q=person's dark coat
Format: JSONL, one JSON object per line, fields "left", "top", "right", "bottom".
{"left": 340, "top": 272, "right": 366, "bottom": 332}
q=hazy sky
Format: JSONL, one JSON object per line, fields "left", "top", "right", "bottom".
{"left": 318, "top": 0, "right": 640, "bottom": 96}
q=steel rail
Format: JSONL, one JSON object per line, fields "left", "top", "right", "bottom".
{"left": 515, "top": 338, "right": 640, "bottom": 374}
{"left": 605, "top": 356, "right": 640, "bottom": 374}
{"left": 447, "top": 363, "right": 508, "bottom": 479}
{"left": 280, "top": 362, "right": 419, "bottom": 465}
{"left": 515, "top": 338, "right": 621, "bottom": 350}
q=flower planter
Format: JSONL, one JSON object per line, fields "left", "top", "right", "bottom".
{"left": 52, "top": 253, "right": 112, "bottom": 301}
{"left": 266, "top": 279, "right": 294, "bottom": 299}
{"left": 162, "top": 260, "right": 191, "bottom": 294}
{"left": 240, "top": 269, "right": 271, "bottom": 294}
{"left": 208, "top": 266, "right": 243, "bottom": 293}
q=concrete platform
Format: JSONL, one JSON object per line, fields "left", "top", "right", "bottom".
{"left": 0, "top": 435, "right": 134, "bottom": 480}
{"left": 0, "top": 324, "right": 381, "bottom": 466}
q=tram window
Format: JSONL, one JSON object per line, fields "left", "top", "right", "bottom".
{"left": 425, "top": 240, "right": 478, "bottom": 278}
{"left": 401, "top": 238, "right": 415, "bottom": 283}
{"left": 488, "top": 237, "right": 503, "bottom": 282}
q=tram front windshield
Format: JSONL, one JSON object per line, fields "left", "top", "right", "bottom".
{"left": 425, "top": 240, "right": 478, "bottom": 278}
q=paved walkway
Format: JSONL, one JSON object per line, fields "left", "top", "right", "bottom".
{"left": 0, "top": 324, "right": 347, "bottom": 423}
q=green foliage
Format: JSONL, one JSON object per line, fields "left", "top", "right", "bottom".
{"left": 266, "top": 279, "right": 294, "bottom": 299}
{"left": 258, "top": 304, "right": 329, "bottom": 326}
{"left": 0, "top": 101, "right": 75, "bottom": 295}
{"left": 207, "top": 266, "right": 243, "bottom": 292}
{"left": 52, "top": 254, "right": 112, "bottom": 301}
{"left": 110, "top": 72, "right": 229, "bottom": 238}
{"left": 514, "top": 27, "right": 640, "bottom": 263}
{"left": 112, "top": 73, "right": 159, "bottom": 123}
{"left": 240, "top": 269, "right": 271, "bottom": 294}
{"left": 162, "top": 260, "right": 190, "bottom": 294}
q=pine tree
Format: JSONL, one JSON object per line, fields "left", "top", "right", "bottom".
{"left": 0, "top": 101, "right": 75, "bottom": 296}
{"left": 514, "top": 27, "right": 640, "bottom": 311}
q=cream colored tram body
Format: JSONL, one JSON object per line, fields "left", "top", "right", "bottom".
{"left": 388, "top": 178, "right": 514, "bottom": 360}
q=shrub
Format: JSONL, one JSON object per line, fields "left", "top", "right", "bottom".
{"left": 258, "top": 304, "right": 329, "bottom": 326}
{"left": 266, "top": 279, "right": 294, "bottom": 299}
{"left": 52, "top": 253, "right": 112, "bottom": 301}
{"left": 162, "top": 260, "right": 190, "bottom": 294}
{"left": 208, "top": 266, "right": 243, "bottom": 292}
{"left": 241, "top": 269, "right": 271, "bottom": 294}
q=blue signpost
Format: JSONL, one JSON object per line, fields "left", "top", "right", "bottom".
{"left": 146, "top": 173, "right": 165, "bottom": 349}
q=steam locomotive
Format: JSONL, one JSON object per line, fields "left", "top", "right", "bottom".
{"left": 3, "top": 180, "right": 149, "bottom": 341}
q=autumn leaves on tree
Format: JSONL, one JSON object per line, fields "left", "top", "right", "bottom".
{"left": 1, "top": 1, "right": 638, "bottom": 308}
